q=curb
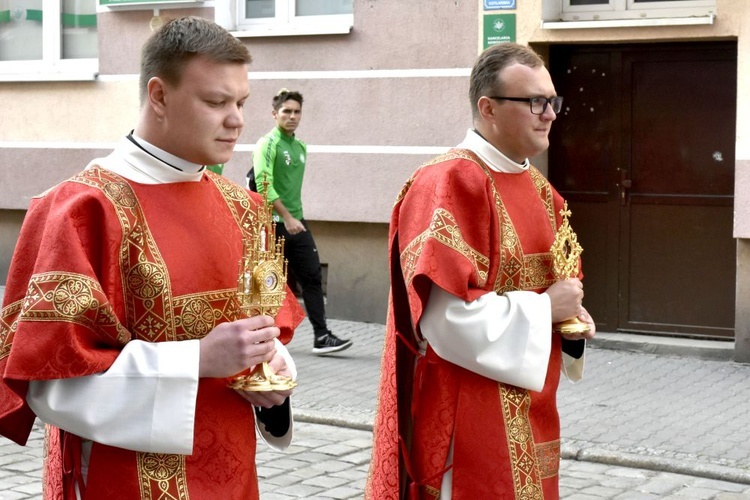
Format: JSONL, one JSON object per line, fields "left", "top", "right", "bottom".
{"left": 295, "top": 409, "right": 374, "bottom": 432}
{"left": 590, "top": 331, "right": 735, "bottom": 362}
{"left": 561, "top": 442, "right": 750, "bottom": 485}
{"left": 296, "top": 407, "right": 750, "bottom": 487}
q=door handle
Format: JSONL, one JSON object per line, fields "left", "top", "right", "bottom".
{"left": 619, "top": 173, "right": 632, "bottom": 206}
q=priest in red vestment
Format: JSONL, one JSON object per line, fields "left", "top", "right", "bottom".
{"left": 0, "top": 17, "right": 304, "bottom": 499}
{"left": 366, "top": 43, "right": 596, "bottom": 500}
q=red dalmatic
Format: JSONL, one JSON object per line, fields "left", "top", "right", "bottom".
{"left": 367, "top": 150, "right": 568, "bottom": 499}
{"left": 0, "top": 168, "right": 304, "bottom": 499}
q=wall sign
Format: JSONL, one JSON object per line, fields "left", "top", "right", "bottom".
{"left": 483, "top": 14, "right": 516, "bottom": 48}
{"left": 484, "top": 0, "right": 516, "bottom": 10}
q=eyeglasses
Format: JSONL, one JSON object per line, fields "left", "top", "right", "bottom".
{"left": 488, "top": 96, "right": 564, "bottom": 115}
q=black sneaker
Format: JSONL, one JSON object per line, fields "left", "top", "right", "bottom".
{"left": 312, "top": 332, "right": 353, "bottom": 355}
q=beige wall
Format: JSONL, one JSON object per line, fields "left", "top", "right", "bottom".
{"left": 491, "top": 0, "right": 746, "bottom": 358}
{"left": 308, "top": 221, "right": 389, "bottom": 324}
{"left": 0, "top": 1, "right": 480, "bottom": 327}
{"left": 3, "top": 0, "right": 748, "bottom": 351}
{"left": 0, "top": 2, "right": 477, "bottom": 223}
{"left": 0, "top": 211, "right": 24, "bottom": 285}
{"left": 508, "top": 0, "right": 750, "bottom": 240}
{"left": 736, "top": 239, "right": 750, "bottom": 362}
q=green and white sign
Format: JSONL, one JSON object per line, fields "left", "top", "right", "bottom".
{"left": 483, "top": 13, "right": 516, "bottom": 49}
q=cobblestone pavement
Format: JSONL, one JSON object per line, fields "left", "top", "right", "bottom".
{"left": 3, "top": 421, "right": 750, "bottom": 499}
{"left": 289, "top": 319, "right": 750, "bottom": 485}
{"left": 1, "top": 315, "right": 750, "bottom": 498}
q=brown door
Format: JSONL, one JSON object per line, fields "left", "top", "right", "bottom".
{"left": 548, "top": 42, "right": 736, "bottom": 339}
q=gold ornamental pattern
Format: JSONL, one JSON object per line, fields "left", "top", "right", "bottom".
{"left": 529, "top": 167, "right": 557, "bottom": 235}
{"left": 137, "top": 452, "right": 190, "bottom": 500}
{"left": 173, "top": 290, "right": 240, "bottom": 340}
{"left": 127, "top": 262, "right": 167, "bottom": 300}
{"left": 521, "top": 253, "right": 556, "bottom": 291}
{"left": 51, "top": 277, "right": 94, "bottom": 316}
{"left": 500, "top": 384, "right": 544, "bottom": 499}
{"left": 72, "top": 167, "right": 176, "bottom": 342}
{"left": 19, "top": 272, "right": 128, "bottom": 346}
{"left": 397, "top": 149, "right": 557, "bottom": 295}
{"left": 207, "top": 172, "right": 258, "bottom": 240}
{"left": 0, "top": 300, "right": 21, "bottom": 359}
{"left": 400, "top": 208, "right": 490, "bottom": 289}
{"left": 423, "top": 484, "right": 440, "bottom": 499}
{"left": 535, "top": 440, "right": 560, "bottom": 480}
{"left": 455, "top": 150, "right": 557, "bottom": 294}
{"left": 69, "top": 168, "right": 250, "bottom": 343}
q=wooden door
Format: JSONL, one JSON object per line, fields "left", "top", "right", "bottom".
{"left": 548, "top": 42, "right": 736, "bottom": 339}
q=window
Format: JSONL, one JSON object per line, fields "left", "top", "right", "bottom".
{"left": 0, "top": 0, "right": 98, "bottom": 81}
{"left": 560, "top": 0, "right": 715, "bottom": 21}
{"left": 230, "top": 0, "right": 353, "bottom": 37}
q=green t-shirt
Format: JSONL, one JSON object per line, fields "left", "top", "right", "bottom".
{"left": 253, "top": 127, "right": 307, "bottom": 220}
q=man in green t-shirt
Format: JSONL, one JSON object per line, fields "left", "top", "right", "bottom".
{"left": 251, "top": 89, "right": 353, "bottom": 355}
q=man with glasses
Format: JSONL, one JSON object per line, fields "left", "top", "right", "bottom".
{"left": 367, "top": 43, "right": 595, "bottom": 499}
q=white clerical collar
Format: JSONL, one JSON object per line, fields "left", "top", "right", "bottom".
{"left": 88, "top": 136, "right": 206, "bottom": 184}
{"left": 130, "top": 133, "right": 205, "bottom": 174}
{"left": 457, "top": 129, "right": 529, "bottom": 174}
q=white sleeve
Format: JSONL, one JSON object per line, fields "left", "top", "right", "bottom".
{"left": 419, "top": 284, "right": 552, "bottom": 392}
{"left": 27, "top": 339, "right": 200, "bottom": 455}
{"left": 255, "top": 338, "right": 295, "bottom": 451}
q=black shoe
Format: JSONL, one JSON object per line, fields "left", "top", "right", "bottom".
{"left": 312, "top": 332, "right": 353, "bottom": 355}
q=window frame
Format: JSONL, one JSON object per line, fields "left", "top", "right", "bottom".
{"left": 560, "top": 0, "right": 716, "bottom": 21}
{"left": 231, "top": 0, "right": 353, "bottom": 37}
{"left": 0, "top": 1, "right": 98, "bottom": 82}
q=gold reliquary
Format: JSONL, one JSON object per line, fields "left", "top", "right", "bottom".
{"left": 550, "top": 201, "right": 590, "bottom": 335}
{"left": 228, "top": 181, "right": 297, "bottom": 392}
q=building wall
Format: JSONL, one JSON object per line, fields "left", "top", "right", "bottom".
{"left": 0, "top": 211, "right": 24, "bottom": 285}
{"left": 505, "top": 0, "right": 748, "bottom": 359}
{"left": 2, "top": 1, "right": 748, "bottom": 352}
{"left": 308, "top": 221, "right": 389, "bottom": 324}
{"left": 0, "top": 1, "right": 479, "bottom": 324}
{"left": 737, "top": 239, "right": 750, "bottom": 362}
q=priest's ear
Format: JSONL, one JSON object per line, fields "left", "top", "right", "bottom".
{"left": 476, "top": 95, "right": 498, "bottom": 123}
{"left": 146, "top": 76, "right": 168, "bottom": 119}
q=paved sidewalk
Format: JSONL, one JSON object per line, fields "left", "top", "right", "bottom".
{"left": 6, "top": 420, "right": 750, "bottom": 499}
{"left": 289, "top": 318, "right": 750, "bottom": 485}
{"left": 1, "top": 303, "right": 749, "bottom": 498}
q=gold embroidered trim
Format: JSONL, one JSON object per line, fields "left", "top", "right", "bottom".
{"left": 0, "top": 300, "right": 22, "bottom": 360}
{"left": 393, "top": 176, "right": 414, "bottom": 207}
{"left": 455, "top": 150, "right": 556, "bottom": 294}
{"left": 72, "top": 168, "right": 176, "bottom": 342}
{"left": 395, "top": 149, "right": 483, "bottom": 207}
{"left": 173, "top": 289, "right": 241, "bottom": 339}
{"left": 521, "top": 253, "right": 556, "bottom": 291}
{"left": 65, "top": 168, "right": 249, "bottom": 343}
{"left": 137, "top": 452, "right": 190, "bottom": 500}
{"left": 207, "top": 172, "right": 258, "bottom": 240}
{"left": 535, "top": 440, "right": 560, "bottom": 479}
{"left": 499, "top": 384, "right": 543, "bottom": 499}
{"left": 424, "top": 484, "right": 441, "bottom": 499}
{"left": 529, "top": 167, "right": 557, "bottom": 234}
{"left": 400, "top": 208, "right": 490, "bottom": 288}
{"left": 396, "top": 150, "right": 558, "bottom": 296}
{"left": 20, "top": 272, "right": 129, "bottom": 346}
